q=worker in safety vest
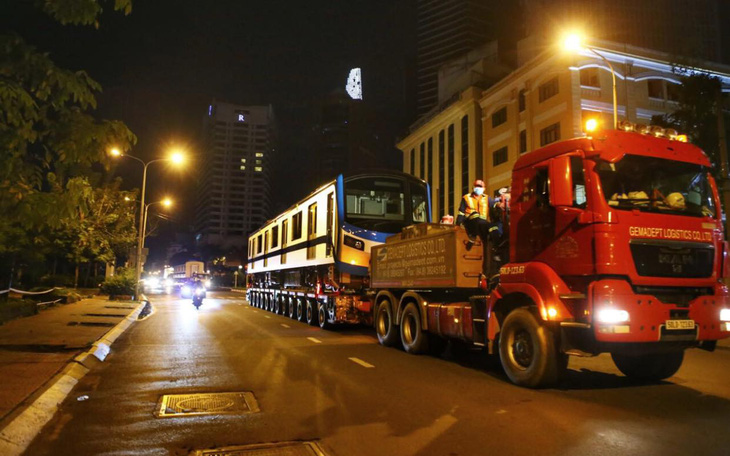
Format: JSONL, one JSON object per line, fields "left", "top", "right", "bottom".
{"left": 456, "top": 179, "right": 501, "bottom": 256}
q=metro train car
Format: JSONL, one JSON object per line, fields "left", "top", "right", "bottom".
{"left": 246, "top": 170, "right": 431, "bottom": 327}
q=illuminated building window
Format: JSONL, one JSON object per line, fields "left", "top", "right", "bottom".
{"left": 256, "top": 159, "right": 262, "bottom": 165}
{"left": 255, "top": 166, "right": 263, "bottom": 172}
{"left": 580, "top": 68, "right": 600, "bottom": 88}
{"left": 240, "top": 158, "right": 246, "bottom": 163}
{"left": 240, "top": 165, "right": 246, "bottom": 170}
{"left": 255, "top": 152, "right": 264, "bottom": 157}
{"left": 493, "top": 146, "right": 508, "bottom": 166}
{"left": 539, "top": 76, "right": 559, "bottom": 103}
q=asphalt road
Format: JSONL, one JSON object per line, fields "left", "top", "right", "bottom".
{"left": 25, "top": 291, "right": 730, "bottom": 456}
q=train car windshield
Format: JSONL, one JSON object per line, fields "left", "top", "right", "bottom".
{"left": 344, "top": 176, "right": 427, "bottom": 232}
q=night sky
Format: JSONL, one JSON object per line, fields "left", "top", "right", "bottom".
{"left": 3, "top": 0, "right": 416, "bottom": 228}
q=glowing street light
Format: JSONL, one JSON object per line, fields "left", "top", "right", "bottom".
{"left": 142, "top": 197, "right": 174, "bottom": 242}
{"left": 562, "top": 32, "right": 618, "bottom": 129}
{"left": 110, "top": 148, "right": 186, "bottom": 299}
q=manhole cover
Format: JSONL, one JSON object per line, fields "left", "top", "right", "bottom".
{"left": 156, "top": 392, "right": 259, "bottom": 418}
{"left": 192, "top": 441, "right": 327, "bottom": 456}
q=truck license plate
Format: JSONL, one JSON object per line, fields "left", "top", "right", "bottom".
{"left": 665, "top": 320, "right": 695, "bottom": 330}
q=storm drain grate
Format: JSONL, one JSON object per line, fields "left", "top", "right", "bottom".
{"left": 192, "top": 441, "right": 327, "bottom": 456}
{"left": 156, "top": 392, "right": 259, "bottom": 418}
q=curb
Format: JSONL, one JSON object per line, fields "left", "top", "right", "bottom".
{"left": 0, "top": 297, "right": 149, "bottom": 456}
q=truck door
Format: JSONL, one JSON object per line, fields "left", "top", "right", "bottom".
{"left": 517, "top": 154, "right": 594, "bottom": 275}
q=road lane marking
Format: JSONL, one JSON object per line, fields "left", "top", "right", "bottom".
{"left": 264, "top": 315, "right": 271, "bottom": 319}
{"left": 307, "top": 337, "right": 323, "bottom": 344}
{"left": 348, "top": 357, "right": 375, "bottom": 368}
{"left": 281, "top": 324, "right": 290, "bottom": 328}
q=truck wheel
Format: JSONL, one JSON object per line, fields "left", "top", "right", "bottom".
{"left": 306, "top": 299, "right": 318, "bottom": 326}
{"left": 273, "top": 295, "right": 280, "bottom": 314}
{"left": 376, "top": 300, "right": 399, "bottom": 347}
{"left": 499, "top": 308, "right": 566, "bottom": 388}
{"left": 400, "top": 302, "right": 429, "bottom": 354}
{"left": 318, "top": 303, "right": 331, "bottom": 329}
{"left": 288, "top": 297, "right": 297, "bottom": 319}
{"left": 296, "top": 298, "right": 306, "bottom": 322}
{"left": 611, "top": 351, "right": 684, "bottom": 381}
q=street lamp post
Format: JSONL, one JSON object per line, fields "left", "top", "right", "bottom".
{"left": 142, "top": 198, "right": 173, "bottom": 243}
{"left": 564, "top": 34, "right": 619, "bottom": 129}
{"left": 110, "top": 149, "right": 184, "bottom": 299}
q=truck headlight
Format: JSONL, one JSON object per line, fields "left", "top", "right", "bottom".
{"left": 596, "top": 309, "right": 630, "bottom": 324}
{"left": 720, "top": 308, "right": 730, "bottom": 322}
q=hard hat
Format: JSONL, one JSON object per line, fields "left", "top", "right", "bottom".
{"left": 666, "top": 192, "right": 686, "bottom": 209}
{"left": 628, "top": 191, "right": 649, "bottom": 200}
{"left": 473, "top": 179, "right": 485, "bottom": 188}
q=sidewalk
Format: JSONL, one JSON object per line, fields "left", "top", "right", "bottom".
{"left": 0, "top": 297, "right": 141, "bottom": 423}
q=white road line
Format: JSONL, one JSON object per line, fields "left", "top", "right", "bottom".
{"left": 348, "top": 357, "right": 375, "bottom": 368}
{"left": 264, "top": 315, "right": 271, "bottom": 319}
{"left": 307, "top": 337, "right": 323, "bottom": 344}
{"left": 280, "top": 324, "right": 290, "bottom": 328}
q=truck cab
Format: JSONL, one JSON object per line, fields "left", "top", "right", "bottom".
{"left": 496, "top": 124, "right": 730, "bottom": 384}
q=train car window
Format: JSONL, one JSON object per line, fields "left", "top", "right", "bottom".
{"left": 411, "top": 183, "right": 428, "bottom": 222}
{"left": 326, "top": 193, "right": 334, "bottom": 257}
{"left": 281, "top": 219, "right": 288, "bottom": 264}
{"left": 344, "top": 177, "right": 407, "bottom": 232}
{"left": 292, "top": 212, "right": 303, "bottom": 240}
{"left": 271, "top": 225, "right": 279, "bottom": 248}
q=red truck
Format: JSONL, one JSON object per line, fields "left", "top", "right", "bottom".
{"left": 370, "top": 123, "right": 730, "bottom": 387}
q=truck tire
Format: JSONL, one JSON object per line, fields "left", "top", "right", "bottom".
{"left": 376, "top": 300, "right": 399, "bottom": 347}
{"left": 306, "top": 299, "right": 318, "bottom": 326}
{"left": 611, "top": 351, "right": 684, "bottom": 381}
{"left": 273, "top": 295, "right": 281, "bottom": 314}
{"left": 318, "top": 303, "right": 331, "bottom": 329}
{"left": 400, "top": 302, "right": 429, "bottom": 354}
{"left": 288, "top": 297, "right": 297, "bottom": 319}
{"left": 296, "top": 297, "right": 307, "bottom": 322}
{"left": 499, "top": 307, "right": 566, "bottom": 388}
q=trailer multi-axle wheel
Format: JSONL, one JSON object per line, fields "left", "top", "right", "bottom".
{"left": 498, "top": 308, "right": 567, "bottom": 388}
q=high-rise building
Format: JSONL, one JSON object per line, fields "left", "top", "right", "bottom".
{"left": 195, "top": 101, "right": 275, "bottom": 251}
{"left": 415, "top": 0, "right": 494, "bottom": 117}
{"left": 314, "top": 88, "right": 377, "bottom": 185}
{"left": 520, "top": 0, "right": 727, "bottom": 64}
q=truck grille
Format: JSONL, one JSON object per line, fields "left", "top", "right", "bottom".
{"left": 630, "top": 240, "right": 713, "bottom": 278}
{"left": 633, "top": 286, "right": 713, "bottom": 307}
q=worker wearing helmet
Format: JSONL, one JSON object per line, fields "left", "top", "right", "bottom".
{"left": 456, "top": 179, "right": 501, "bottom": 272}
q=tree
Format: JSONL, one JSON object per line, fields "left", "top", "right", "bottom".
{"left": 0, "top": 0, "right": 136, "bottom": 288}
{"left": 652, "top": 72, "right": 729, "bottom": 177}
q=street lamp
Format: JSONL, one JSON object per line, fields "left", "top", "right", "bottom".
{"left": 110, "top": 148, "right": 185, "bottom": 299}
{"left": 563, "top": 33, "right": 619, "bottom": 129}
{"left": 143, "top": 197, "right": 173, "bottom": 242}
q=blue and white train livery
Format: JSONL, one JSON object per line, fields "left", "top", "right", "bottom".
{"left": 246, "top": 170, "right": 430, "bottom": 327}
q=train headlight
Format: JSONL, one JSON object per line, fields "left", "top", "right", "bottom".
{"left": 596, "top": 308, "right": 630, "bottom": 324}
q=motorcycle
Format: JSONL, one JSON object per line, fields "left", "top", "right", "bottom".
{"left": 191, "top": 285, "right": 206, "bottom": 309}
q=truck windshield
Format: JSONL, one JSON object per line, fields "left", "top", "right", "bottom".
{"left": 344, "top": 176, "right": 427, "bottom": 232}
{"left": 595, "top": 155, "right": 716, "bottom": 218}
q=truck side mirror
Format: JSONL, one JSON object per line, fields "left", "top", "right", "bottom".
{"left": 548, "top": 156, "right": 573, "bottom": 207}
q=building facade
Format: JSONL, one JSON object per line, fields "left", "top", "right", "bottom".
{"left": 195, "top": 101, "right": 275, "bottom": 250}
{"left": 399, "top": 42, "right": 730, "bottom": 218}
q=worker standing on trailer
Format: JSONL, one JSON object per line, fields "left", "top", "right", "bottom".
{"left": 456, "top": 179, "right": 500, "bottom": 273}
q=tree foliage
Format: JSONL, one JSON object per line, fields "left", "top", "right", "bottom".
{"left": 653, "top": 72, "right": 729, "bottom": 175}
{"left": 1, "top": 0, "right": 136, "bottom": 288}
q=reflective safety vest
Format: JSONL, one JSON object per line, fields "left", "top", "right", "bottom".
{"left": 461, "top": 194, "right": 490, "bottom": 221}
